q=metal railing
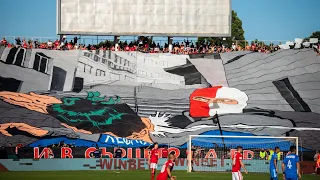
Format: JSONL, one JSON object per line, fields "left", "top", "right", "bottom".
{"left": 234, "top": 40, "right": 290, "bottom": 47}
{"left": 2, "top": 35, "right": 290, "bottom": 48}
{"left": 1, "top": 36, "right": 197, "bottom": 47}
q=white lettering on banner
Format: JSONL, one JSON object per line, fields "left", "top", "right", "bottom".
{"left": 104, "top": 135, "right": 149, "bottom": 146}
{"left": 116, "top": 137, "right": 124, "bottom": 144}
{"left": 123, "top": 138, "right": 133, "bottom": 145}
{"left": 104, "top": 135, "right": 115, "bottom": 143}
{"left": 116, "top": 137, "right": 134, "bottom": 145}
{"left": 135, "top": 140, "right": 147, "bottom": 146}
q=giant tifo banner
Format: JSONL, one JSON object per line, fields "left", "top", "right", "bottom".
{"left": 0, "top": 47, "right": 320, "bottom": 151}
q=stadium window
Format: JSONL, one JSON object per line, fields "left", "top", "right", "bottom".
{"left": 14, "top": 48, "right": 26, "bottom": 66}
{"left": 96, "top": 69, "right": 106, "bottom": 76}
{"left": 39, "top": 57, "right": 48, "bottom": 73}
{"left": 273, "top": 78, "right": 311, "bottom": 112}
{"left": 84, "top": 64, "right": 92, "bottom": 74}
{"left": 94, "top": 54, "right": 99, "bottom": 62}
{"left": 77, "top": 62, "right": 85, "bottom": 72}
{"left": 108, "top": 50, "right": 111, "bottom": 59}
{"left": 33, "top": 52, "right": 51, "bottom": 74}
{"left": 33, "top": 54, "right": 40, "bottom": 71}
{"left": 84, "top": 52, "right": 91, "bottom": 58}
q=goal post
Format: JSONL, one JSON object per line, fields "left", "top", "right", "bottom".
{"left": 187, "top": 135, "right": 299, "bottom": 173}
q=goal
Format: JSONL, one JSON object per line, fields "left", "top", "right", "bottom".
{"left": 187, "top": 135, "right": 299, "bottom": 173}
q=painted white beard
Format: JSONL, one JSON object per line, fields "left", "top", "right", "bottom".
{"left": 209, "top": 102, "right": 247, "bottom": 116}
{"left": 208, "top": 87, "right": 249, "bottom": 116}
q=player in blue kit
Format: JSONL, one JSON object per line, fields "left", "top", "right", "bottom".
{"left": 270, "top": 147, "right": 280, "bottom": 180}
{"left": 282, "top": 146, "right": 301, "bottom": 180}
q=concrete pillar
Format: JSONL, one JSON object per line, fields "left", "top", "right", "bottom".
{"left": 114, "top": 36, "right": 120, "bottom": 51}
{"left": 150, "top": 36, "right": 153, "bottom": 44}
{"left": 59, "top": 35, "right": 64, "bottom": 43}
{"left": 168, "top": 36, "right": 173, "bottom": 52}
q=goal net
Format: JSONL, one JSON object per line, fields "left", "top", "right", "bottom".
{"left": 187, "top": 135, "right": 298, "bottom": 173}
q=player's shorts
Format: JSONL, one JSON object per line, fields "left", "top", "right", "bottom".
{"left": 156, "top": 176, "right": 166, "bottom": 180}
{"left": 285, "top": 178, "right": 298, "bottom": 180}
{"left": 150, "top": 163, "right": 157, "bottom": 170}
{"left": 270, "top": 169, "right": 278, "bottom": 179}
{"left": 232, "top": 171, "right": 243, "bottom": 180}
{"left": 285, "top": 175, "right": 298, "bottom": 180}
{"left": 316, "top": 162, "right": 320, "bottom": 168}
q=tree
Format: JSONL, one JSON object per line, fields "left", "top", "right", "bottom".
{"left": 309, "top": 31, "right": 320, "bottom": 39}
{"left": 198, "top": 10, "right": 245, "bottom": 47}
{"left": 252, "top": 39, "right": 266, "bottom": 47}
{"left": 138, "top": 36, "right": 152, "bottom": 44}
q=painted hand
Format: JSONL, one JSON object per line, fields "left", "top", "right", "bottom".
{"left": 149, "top": 112, "right": 172, "bottom": 137}
{"left": 0, "top": 123, "right": 48, "bottom": 137}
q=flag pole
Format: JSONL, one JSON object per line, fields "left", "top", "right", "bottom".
{"left": 214, "top": 111, "right": 227, "bottom": 152}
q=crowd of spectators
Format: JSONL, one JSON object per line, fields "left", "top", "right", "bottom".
{"left": 1, "top": 36, "right": 319, "bottom": 55}
{"left": 51, "top": 141, "right": 76, "bottom": 148}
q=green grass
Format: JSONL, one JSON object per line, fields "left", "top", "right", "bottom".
{"left": 0, "top": 171, "right": 319, "bottom": 180}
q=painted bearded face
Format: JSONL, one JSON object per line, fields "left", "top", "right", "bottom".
{"left": 191, "top": 87, "right": 248, "bottom": 117}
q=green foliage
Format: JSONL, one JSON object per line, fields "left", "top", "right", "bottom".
{"left": 51, "top": 92, "right": 125, "bottom": 129}
{"left": 198, "top": 10, "right": 246, "bottom": 47}
{"left": 309, "top": 31, "right": 320, "bottom": 39}
{"left": 98, "top": 40, "right": 114, "bottom": 48}
{"left": 138, "top": 36, "right": 152, "bottom": 44}
{"left": 252, "top": 39, "right": 266, "bottom": 46}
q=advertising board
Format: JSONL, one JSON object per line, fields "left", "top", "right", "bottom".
{"left": 57, "top": 0, "right": 231, "bottom": 37}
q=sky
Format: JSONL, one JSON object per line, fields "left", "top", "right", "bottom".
{"left": 0, "top": 0, "right": 319, "bottom": 43}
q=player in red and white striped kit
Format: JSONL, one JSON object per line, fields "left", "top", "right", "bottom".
{"left": 232, "top": 146, "right": 248, "bottom": 180}
{"left": 157, "top": 154, "right": 176, "bottom": 180}
{"left": 148, "top": 143, "right": 159, "bottom": 180}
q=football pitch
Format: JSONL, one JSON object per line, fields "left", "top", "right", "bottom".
{"left": 0, "top": 171, "right": 319, "bottom": 180}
